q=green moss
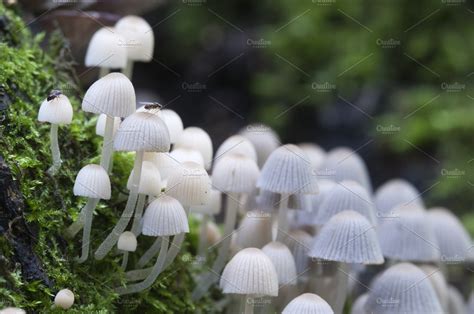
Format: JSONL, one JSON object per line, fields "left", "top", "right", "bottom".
{"left": 0, "top": 4, "right": 218, "bottom": 312}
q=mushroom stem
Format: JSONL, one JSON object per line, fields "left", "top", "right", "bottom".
{"left": 197, "top": 214, "right": 210, "bottom": 258}
{"left": 125, "top": 266, "right": 152, "bottom": 281}
{"left": 131, "top": 194, "right": 147, "bottom": 236}
{"left": 137, "top": 236, "right": 161, "bottom": 268}
{"left": 65, "top": 198, "right": 100, "bottom": 238}
{"left": 95, "top": 151, "right": 143, "bottom": 260}
{"left": 192, "top": 193, "right": 239, "bottom": 300}
{"left": 76, "top": 198, "right": 98, "bottom": 263}
{"left": 47, "top": 124, "right": 62, "bottom": 175}
{"left": 276, "top": 193, "right": 289, "bottom": 242}
{"left": 99, "top": 67, "right": 109, "bottom": 78}
{"left": 163, "top": 207, "right": 190, "bottom": 268}
{"left": 121, "top": 252, "right": 129, "bottom": 270}
{"left": 100, "top": 115, "right": 115, "bottom": 171}
{"left": 116, "top": 236, "right": 169, "bottom": 295}
{"left": 122, "top": 60, "right": 134, "bottom": 80}
{"left": 243, "top": 295, "right": 254, "bottom": 314}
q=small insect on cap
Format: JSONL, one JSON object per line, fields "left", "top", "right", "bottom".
{"left": 38, "top": 90, "right": 73, "bottom": 125}
{"left": 54, "top": 289, "right": 75, "bottom": 309}
{"left": 85, "top": 27, "right": 127, "bottom": 69}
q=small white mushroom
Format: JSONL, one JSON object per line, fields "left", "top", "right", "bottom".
{"left": 54, "top": 289, "right": 74, "bottom": 310}
{"left": 174, "top": 127, "right": 213, "bottom": 170}
{"left": 118, "top": 231, "right": 137, "bottom": 269}
{"left": 0, "top": 308, "right": 26, "bottom": 314}
{"left": 215, "top": 135, "right": 257, "bottom": 162}
{"left": 282, "top": 293, "right": 334, "bottom": 314}
{"left": 239, "top": 123, "right": 280, "bottom": 167}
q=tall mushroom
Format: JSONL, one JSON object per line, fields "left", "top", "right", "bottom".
{"left": 374, "top": 178, "right": 424, "bottom": 216}
{"left": 174, "top": 126, "right": 213, "bottom": 170}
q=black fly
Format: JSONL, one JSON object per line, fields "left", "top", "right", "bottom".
{"left": 47, "top": 90, "right": 62, "bottom": 101}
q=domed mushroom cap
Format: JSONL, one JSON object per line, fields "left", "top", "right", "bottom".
{"left": 262, "top": 241, "right": 297, "bottom": 286}
{"left": 257, "top": 144, "right": 318, "bottom": 195}
{"left": 0, "top": 308, "right": 26, "bottom": 314}
{"left": 115, "top": 15, "right": 154, "bottom": 62}
{"left": 420, "top": 265, "right": 448, "bottom": 311}
{"left": 239, "top": 123, "right": 280, "bottom": 167}
{"left": 82, "top": 72, "right": 136, "bottom": 117}
{"left": 315, "top": 181, "right": 376, "bottom": 225}
{"left": 174, "top": 127, "right": 213, "bottom": 170}
{"left": 447, "top": 285, "right": 466, "bottom": 314}
{"left": 351, "top": 293, "right": 368, "bottom": 314}
{"left": 215, "top": 135, "right": 257, "bottom": 162}
{"left": 378, "top": 204, "right": 440, "bottom": 262}
{"left": 170, "top": 148, "right": 204, "bottom": 167}
{"left": 166, "top": 162, "right": 211, "bottom": 206}
{"left": 284, "top": 230, "right": 312, "bottom": 276}
{"left": 213, "top": 154, "right": 260, "bottom": 193}
{"left": 294, "top": 180, "right": 336, "bottom": 227}
{"left": 235, "top": 210, "right": 272, "bottom": 249}
{"left": 126, "top": 160, "right": 162, "bottom": 196}
{"left": 159, "top": 109, "right": 183, "bottom": 144}
{"left": 54, "top": 289, "right": 75, "bottom": 310}
{"left": 298, "top": 143, "right": 326, "bottom": 171}
{"left": 190, "top": 189, "right": 222, "bottom": 215}
{"left": 146, "top": 152, "right": 178, "bottom": 182}
{"left": 95, "top": 114, "right": 121, "bottom": 137}
{"left": 427, "top": 207, "right": 471, "bottom": 262}
{"left": 310, "top": 210, "right": 384, "bottom": 264}
{"left": 319, "top": 147, "right": 371, "bottom": 192}
{"left": 220, "top": 247, "right": 278, "bottom": 296}
{"left": 38, "top": 94, "right": 73, "bottom": 125}
{"left": 85, "top": 27, "right": 127, "bottom": 68}
{"left": 114, "top": 111, "right": 170, "bottom": 152}
{"left": 117, "top": 231, "right": 137, "bottom": 252}
{"left": 365, "top": 263, "right": 443, "bottom": 314}
{"left": 374, "top": 179, "right": 424, "bottom": 216}
{"left": 282, "top": 293, "right": 334, "bottom": 314}
{"left": 142, "top": 195, "right": 189, "bottom": 236}
{"left": 73, "top": 164, "right": 111, "bottom": 200}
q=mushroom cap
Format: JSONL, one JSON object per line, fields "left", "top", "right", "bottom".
{"left": 293, "top": 180, "right": 336, "bottom": 227}
{"left": 282, "top": 293, "right": 334, "bottom": 314}
{"left": 174, "top": 127, "right": 213, "bottom": 170}
{"left": 235, "top": 210, "right": 273, "bottom": 249}
{"left": 166, "top": 161, "right": 211, "bottom": 206}
{"left": 262, "top": 241, "right": 297, "bottom": 286}
{"left": 170, "top": 147, "right": 205, "bottom": 167}
{"left": 146, "top": 152, "right": 178, "bottom": 182}
{"left": 54, "top": 289, "right": 75, "bottom": 310}
{"left": 420, "top": 265, "right": 448, "bottom": 311}
{"left": 378, "top": 204, "right": 440, "bottom": 262}
{"left": 115, "top": 15, "right": 154, "bottom": 61}
{"left": 73, "top": 164, "right": 111, "bottom": 200}
{"left": 190, "top": 189, "right": 222, "bottom": 215}
{"left": 213, "top": 154, "right": 260, "bottom": 193}
{"left": 447, "top": 285, "right": 466, "bottom": 314}
{"left": 239, "top": 123, "right": 280, "bottom": 167}
{"left": 114, "top": 111, "right": 170, "bottom": 152}
{"left": 374, "top": 179, "right": 424, "bottom": 216}
{"left": 0, "top": 308, "right": 26, "bottom": 314}
{"left": 142, "top": 195, "right": 189, "bottom": 236}
{"left": 117, "top": 231, "right": 137, "bottom": 252}
{"left": 309, "top": 210, "right": 384, "bottom": 264}
{"left": 220, "top": 247, "right": 279, "bottom": 296}
{"left": 38, "top": 94, "right": 73, "bottom": 125}
{"left": 283, "top": 230, "right": 312, "bottom": 277}
{"left": 215, "top": 135, "right": 257, "bottom": 163}
{"left": 315, "top": 180, "right": 376, "bottom": 225}
{"left": 159, "top": 109, "right": 183, "bottom": 144}
{"left": 95, "top": 114, "right": 121, "bottom": 137}
{"left": 365, "top": 263, "right": 443, "bottom": 314}
{"left": 427, "top": 207, "right": 471, "bottom": 262}
{"left": 350, "top": 293, "right": 369, "bottom": 314}
{"left": 319, "top": 147, "right": 372, "bottom": 192}
{"left": 298, "top": 143, "right": 326, "bottom": 171}
{"left": 126, "top": 160, "right": 162, "bottom": 196}
{"left": 82, "top": 72, "right": 136, "bottom": 117}
{"left": 85, "top": 27, "right": 127, "bottom": 68}
{"left": 257, "top": 144, "right": 318, "bottom": 195}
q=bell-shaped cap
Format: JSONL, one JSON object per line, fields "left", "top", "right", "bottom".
{"left": 350, "top": 293, "right": 368, "bottom": 314}
{"left": 85, "top": 27, "right": 127, "bottom": 69}
{"left": 235, "top": 210, "right": 272, "bottom": 249}
{"left": 378, "top": 204, "right": 440, "bottom": 262}
{"left": 315, "top": 181, "right": 376, "bottom": 225}
{"left": 310, "top": 210, "right": 384, "bottom": 264}
{"left": 38, "top": 94, "right": 73, "bottom": 125}
{"left": 319, "top": 147, "right": 371, "bottom": 192}
{"left": 257, "top": 144, "right": 318, "bottom": 195}
{"left": 284, "top": 230, "right": 312, "bottom": 277}
{"left": 95, "top": 114, "right": 121, "bottom": 137}
{"left": 447, "top": 285, "right": 466, "bottom": 314}
{"left": 262, "top": 241, "right": 297, "bottom": 286}
{"left": 215, "top": 135, "right": 257, "bottom": 162}
{"left": 54, "top": 289, "right": 75, "bottom": 310}
{"left": 174, "top": 127, "right": 213, "bottom": 170}
{"left": 126, "top": 160, "right": 162, "bottom": 195}
{"left": 213, "top": 154, "right": 260, "bottom": 193}
{"left": 82, "top": 72, "right": 135, "bottom": 117}
{"left": 239, "top": 123, "right": 280, "bottom": 167}
{"left": 190, "top": 189, "right": 222, "bottom": 215}
{"left": 427, "top": 207, "right": 471, "bottom": 262}
{"left": 170, "top": 148, "right": 204, "bottom": 167}
{"left": 365, "top": 263, "right": 443, "bottom": 314}
{"left": 73, "top": 164, "right": 111, "bottom": 200}
{"left": 293, "top": 180, "right": 336, "bottom": 227}
{"left": 220, "top": 247, "right": 278, "bottom": 296}
{"left": 166, "top": 162, "right": 211, "bottom": 206}
{"left": 0, "top": 308, "right": 26, "bottom": 314}
{"left": 282, "top": 293, "right": 334, "bottom": 314}
{"left": 142, "top": 195, "right": 189, "bottom": 236}
{"left": 420, "top": 265, "right": 448, "bottom": 311}
{"left": 159, "top": 109, "right": 183, "bottom": 144}
{"left": 298, "top": 143, "right": 326, "bottom": 171}
{"left": 115, "top": 15, "right": 154, "bottom": 62}
{"left": 117, "top": 231, "right": 137, "bottom": 252}
{"left": 146, "top": 152, "right": 177, "bottom": 182}
{"left": 374, "top": 179, "right": 424, "bottom": 216}
{"left": 114, "top": 111, "right": 170, "bottom": 152}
